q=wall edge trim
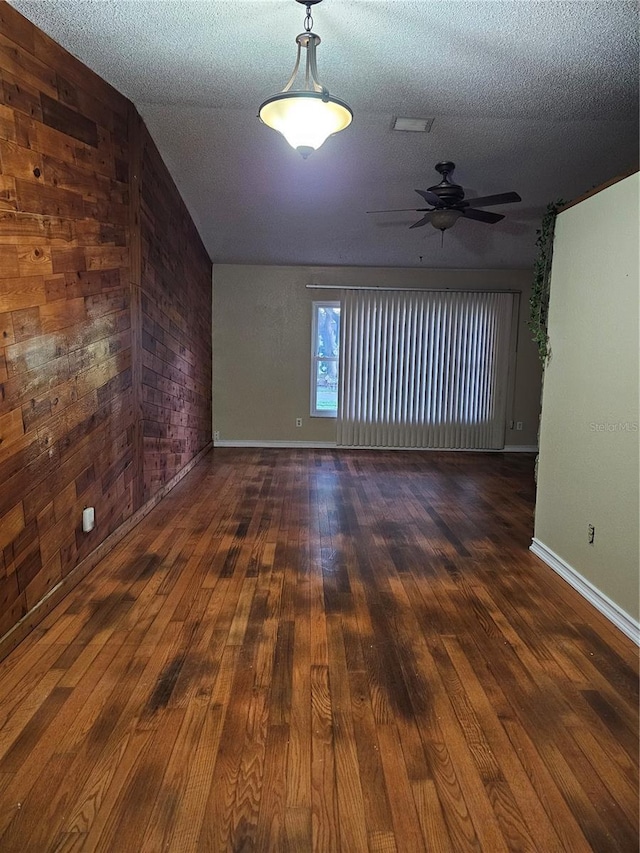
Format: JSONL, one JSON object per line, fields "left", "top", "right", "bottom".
{"left": 530, "top": 537, "right": 639, "bottom": 645}
{"left": 0, "top": 442, "right": 213, "bottom": 664}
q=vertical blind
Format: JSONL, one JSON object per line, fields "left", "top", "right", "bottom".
{"left": 337, "top": 289, "right": 515, "bottom": 450}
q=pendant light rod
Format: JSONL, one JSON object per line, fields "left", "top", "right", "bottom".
{"left": 281, "top": 33, "right": 323, "bottom": 95}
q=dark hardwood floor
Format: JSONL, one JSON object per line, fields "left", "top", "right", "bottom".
{"left": 0, "top": 448, "right": 637, "bottom": 852}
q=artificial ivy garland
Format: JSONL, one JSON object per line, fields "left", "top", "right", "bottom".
{"left": 529, "top": 200, "right": 564, "bottom": 363}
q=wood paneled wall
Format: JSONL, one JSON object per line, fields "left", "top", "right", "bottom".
{"left": 140, "top": 129, "right": 212, "bottom": 502}
{"left": 0, "top": 2, "right": 212, "bottom": 646}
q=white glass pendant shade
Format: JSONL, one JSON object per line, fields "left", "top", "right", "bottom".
{"left": 430, "top": 209, "right": 463, "bottom": 231}
{"left": 259, "top": 92, "right": 352, "bottom": 157}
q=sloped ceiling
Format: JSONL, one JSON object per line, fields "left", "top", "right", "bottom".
{"left": 9, "top": 0, "right": 640, "bottom": 269}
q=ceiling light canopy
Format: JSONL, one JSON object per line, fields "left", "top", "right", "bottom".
{"left": 258, "top": 0, "right": 353, "bottom": 158}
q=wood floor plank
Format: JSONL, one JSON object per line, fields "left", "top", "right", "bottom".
{"left": 311, "top": 663, "right": 340, "bottom": 853}
{"left": 325, "top": 606, "right": 370, "bottom": 850}
{"left": 411, "top": 778, "right": 455, "bottom": 853}
{"left": 347, "top": 668, "right": 396, "bottom": 838}
{"left": 166, "top": 650, "right": 237, "bottom": 849}
{"left": 0, "top": 448, "right": 636, "bottom": 852}
{"left": 196, "top": 646, "right": 257, "bottom": 850}
{"left": 256, "top": 723, "right": 290, "bottom": 850}
{"left": 138, "top": 694, "right": 209, "bottom": 851}
{"left": 377, "top": 722, "right": 431, "bottom": 853}
{"left": 286, "top": 575, "right": 312, "bottom": 811}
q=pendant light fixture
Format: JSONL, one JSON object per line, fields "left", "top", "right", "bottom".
{"left": 258, "top": 0, "right": 353, "bottom": 158}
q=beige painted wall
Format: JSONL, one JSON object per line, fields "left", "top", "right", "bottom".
{"left": 213, "top": 265, "right": 542, "bottom": 446}
{"left": 534, "top": 173, "right": 639, "bottom": 623}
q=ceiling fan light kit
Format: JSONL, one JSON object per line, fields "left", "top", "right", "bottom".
{"left": 258, "top": 0, "right": 353, "bottom": 158}
{"left": 368, "top": 161, "right": 522, "bottom": 234}
{"left": 428, "top": 209, "right": 463, "bottom": 231}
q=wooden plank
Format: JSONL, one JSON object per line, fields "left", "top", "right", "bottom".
{"left": 23, "top": 552, "right": 61, "bottom": 612}
{"left": 1, "top": 356, "right": 72, "bottom": 419}
{"left": 85, "top": 245, "right": 128, "bottom": 272}
{"left": 310, "top": 664, "right": 340, "bottom": 852}
{"left": 40, "top": 93, "right": 98, "bottom": 147}
{"left": 56, "top": 73, "right": 116, "bottom": 134}
{"left": 0, "top": 174, "right": 16, "bottom": 211}
{"left": 0, "top": 140, "right": 44, "bottom": 181}
{"left": 42, "top": 154, "right": 127, "bottom": 204}
{"left": 16, "top": 245, "right": 52, "bottom": 277}
{"left": 0, "top": 406, "right": 23, "bottom": 453}
{"left": 0, "top": 102, "right": 16, "bottom": 142}
{"left": 0, "top": 210, "right": 74, "bottom": 245}
{"left": 0, "top": 310, "right": 15, "bottom": 344}
{"left": 0, "top": 500, "right": 24, "bottom": 551}
{"left": 0, "top": 246, "right": 20, "bottom": 278}
{"left": 5, "top": 330, "right": 67, "bottom": 377}
{"left": 0, "top": 32, "right": 57, "bottom": 97}
{"left": 15, "top": 177, "right": 84, "bottom": 219}
{"left": 9, "top": 304, "right": 41, "bottom": 341}
{"left": 38, "top": 294, "right": 85, "bottom": 333}
{"left": 0, "top": 2, "right": 36, "bottom": 54}
{"left": 1, "top": 68, "right": 43, "bottom": 122}
{"left": 51, "top": 247, "right": 86, "bottom": 274}
{"left": 377, "top": 724, "right": 429, "bottom": 853}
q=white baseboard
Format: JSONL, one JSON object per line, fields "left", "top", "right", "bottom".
{"left": 530, "top": 538, "right": 640, "bottom": 645}
{"left": 215, "top": 440, "right": 337, "bottom": 449}
{"left": 215, "top": 440, "right": 538, "bottom": 452}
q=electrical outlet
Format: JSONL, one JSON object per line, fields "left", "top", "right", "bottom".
{"left": 588, "top": 524, "right": 595, "bottom": 545}
{"left": 295, "top": 418, "right": 303, "bottom": 428}
{"left": 82, "top": 506, "right": 95, "bottom": 533}
{"left": 516, "top": 421, "right": 523, "bottom": 431}
{"left": 213, "top": 430, "right": 220, "bottom": 441}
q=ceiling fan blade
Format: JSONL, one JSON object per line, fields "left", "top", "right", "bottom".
{"left": 415, "top": 189, "right": 440, "bottom": 206}
{"left": 367, "top": 207, "right": 430, "bottom": 214}
{"left": 463, "top": 208, "right": 505, "bottom": 224}
{"left": 410, "top": 213, "right": 432, "bottom": 229}
{"left": 464, "top": 191, "right": 521, "bottom": 208}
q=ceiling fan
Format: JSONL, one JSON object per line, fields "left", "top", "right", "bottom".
{"left": 368, "top": 161, "right": 522, "bottom": 233}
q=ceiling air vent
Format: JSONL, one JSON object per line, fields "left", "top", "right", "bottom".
{"left": 392, "top": 117, "right": 434, "bottom": 132}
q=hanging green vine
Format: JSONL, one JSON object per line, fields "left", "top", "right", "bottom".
{"left": 529, "top": 200, "right": 564, "bottom": 364}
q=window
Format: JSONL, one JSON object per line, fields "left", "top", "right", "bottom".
{"left": 311, "top": 301, "right": 340, "bottom": 417}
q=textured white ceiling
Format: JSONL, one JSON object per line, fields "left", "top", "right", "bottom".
{"left": 10, "top": 0, "right": 640, "bottom": 269}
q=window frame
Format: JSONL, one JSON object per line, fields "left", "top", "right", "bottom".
{"left": 310, "top": 300, "right": 340, "bottom": 418}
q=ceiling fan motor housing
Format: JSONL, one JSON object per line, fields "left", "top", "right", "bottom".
{"left": 428, "top": 161, "right": 465, "bottom": 206}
